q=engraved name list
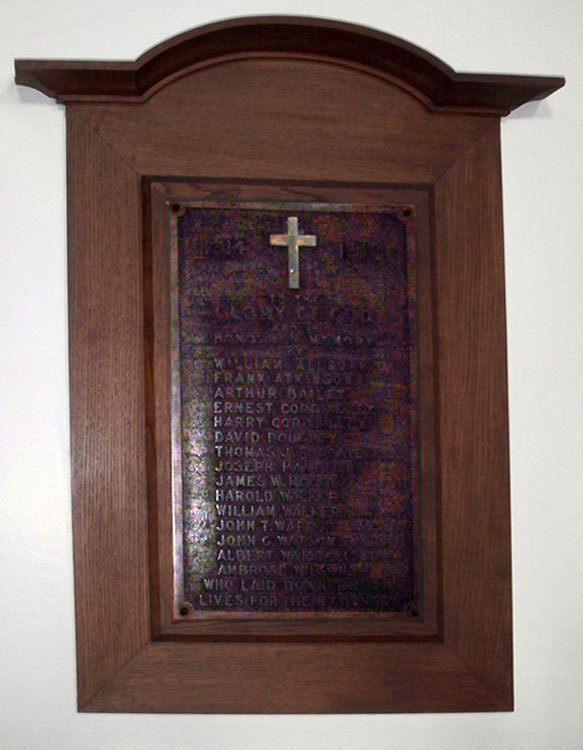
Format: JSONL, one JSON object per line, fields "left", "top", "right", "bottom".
{"left": 170, "top": 203, "right": 419, "bottom": 618}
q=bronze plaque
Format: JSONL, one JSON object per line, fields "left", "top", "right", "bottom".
{"left": 170, "top": 202, "right": 419, "bottom": 619}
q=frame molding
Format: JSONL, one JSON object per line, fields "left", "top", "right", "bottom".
{"left": 144, "top": 179, "right": 438, "bottom": 641}
{"left": 15, "top": 17, "right": 563, "bottom": 712}
{"left": 15, "top": 16, "right": 563, "bottom": 112}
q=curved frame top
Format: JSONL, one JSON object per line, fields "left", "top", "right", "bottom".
{"left": 14, "top": 15, "right": 564, "bottom": 114}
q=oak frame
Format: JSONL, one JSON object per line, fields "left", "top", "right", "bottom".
{"left": 15, "top": 17, "right": 564, "bottom": 712}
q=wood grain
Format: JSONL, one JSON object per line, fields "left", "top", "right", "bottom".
{"left": 67, "top": 112, "right": 150, "bottom": 707}
{"left": 84, "top": 642, "right": 506, "bottom": 713}
{"left": 434, "top": 125, "right": 513, "bottom": 705}
{"left": 73, "top": 60, "right": 495, "bottom": 184}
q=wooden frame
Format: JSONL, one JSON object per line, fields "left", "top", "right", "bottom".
{"left": 145, "top": 180, "right": 438, "bottom": 640}
{"left": 15, "top": 16, "right": 563, "bottom": 713}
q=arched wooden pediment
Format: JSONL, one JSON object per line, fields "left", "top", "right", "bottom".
{"left": 15, "top": 16, "right": 563, "bottom": 114}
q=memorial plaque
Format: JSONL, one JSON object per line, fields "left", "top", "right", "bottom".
{"left": 17, "top": 13, "right": 550, "bottom": 709}
{"left": 169, "top": 202, "right": 419, "bottom": 619}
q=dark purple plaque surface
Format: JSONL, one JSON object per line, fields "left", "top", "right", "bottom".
{"left": 170, "top": 202, "right": 418, "bottom": 617}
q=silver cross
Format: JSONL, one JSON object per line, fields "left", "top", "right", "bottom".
{"left": 270, "top": 216, "right": 317, "bottom": 289}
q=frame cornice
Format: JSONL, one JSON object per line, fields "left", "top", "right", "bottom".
{"left": 15, "top": 16, "right": 564, "bottom": 113}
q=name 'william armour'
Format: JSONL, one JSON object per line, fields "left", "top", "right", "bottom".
{"left": 214, "top": 356, "right": 282, "bottom": 370}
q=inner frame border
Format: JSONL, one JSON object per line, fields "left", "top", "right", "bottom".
{"left": 144, "top": 178, "right": 440, "bottom": 641}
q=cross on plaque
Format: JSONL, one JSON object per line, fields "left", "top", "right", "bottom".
{"left": 270, "top": 216, "right": 317, "bottom": 289}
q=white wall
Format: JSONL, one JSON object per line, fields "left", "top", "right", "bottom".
{"left": 1, "top": 1, "right": 581, "bottom": 748}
